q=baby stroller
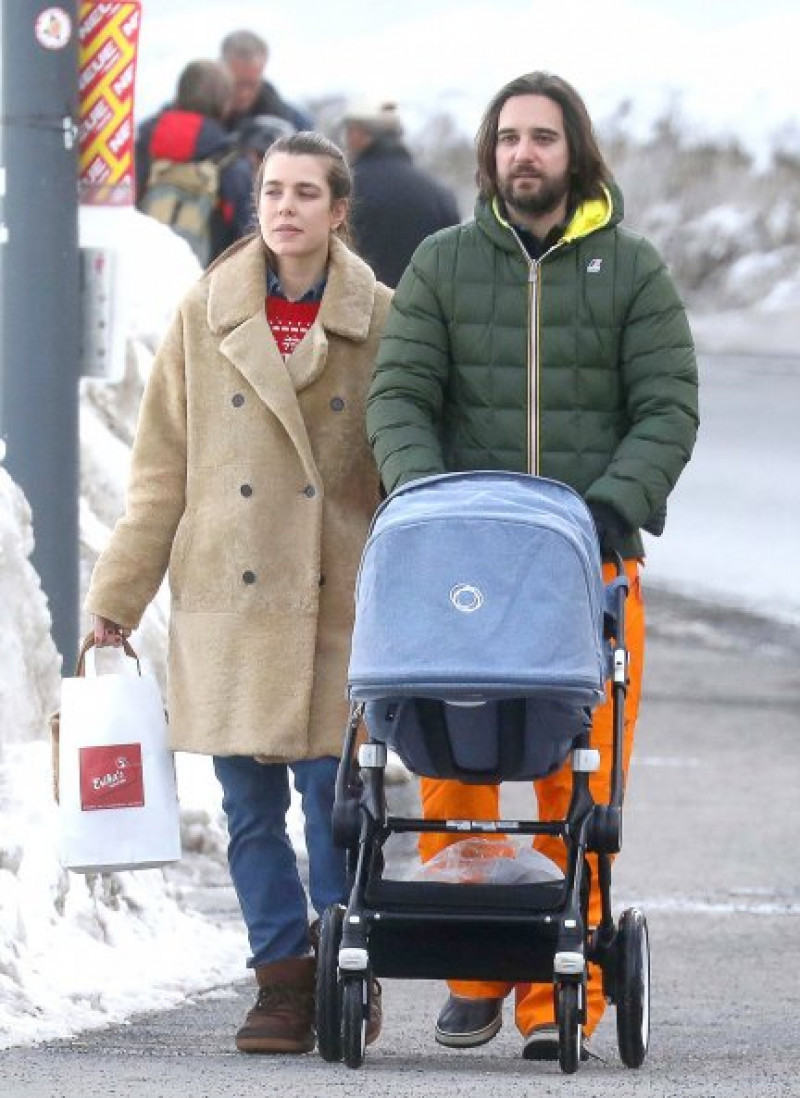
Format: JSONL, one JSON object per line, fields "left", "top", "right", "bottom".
{"left": 316, "top": 471, "right": 650, "bottom": 1073}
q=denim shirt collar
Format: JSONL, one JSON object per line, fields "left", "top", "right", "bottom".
{"left": 266, "top": 268, "right": 327, "bottom": 304}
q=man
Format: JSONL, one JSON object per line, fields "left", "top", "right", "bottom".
{"left": 220, "top": 29, "right": 313, "bottom": 138}
{"left": 343, "top": 100, "right": 461, "bottom": 287}
{"left": 367, "top": 72, "right": 698, "bottom": 1059}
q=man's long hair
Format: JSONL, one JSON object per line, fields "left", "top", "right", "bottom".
{"left": 475, "top": 72, "right": 611, "bottom": 206}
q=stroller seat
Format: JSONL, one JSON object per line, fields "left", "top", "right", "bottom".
{"left": 366, "top": 695, "right": 590, "bottom": 782}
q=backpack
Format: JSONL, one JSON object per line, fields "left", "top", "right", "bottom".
{"left": 139, "top": 153, "right": 234, "bottom": 265}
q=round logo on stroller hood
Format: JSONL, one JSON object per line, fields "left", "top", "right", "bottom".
{"left": 449, "top": 583, "right": 484, "bottom": 613}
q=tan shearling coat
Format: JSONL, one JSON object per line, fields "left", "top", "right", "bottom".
{"left": 86, "top": 235, "right": 392, "bottom": 760}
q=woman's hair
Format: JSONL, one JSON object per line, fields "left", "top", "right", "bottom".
{"left": 175, "top": 60, "right": 232, "bottom": 122}
{"left": 475, "top": 71, "right": 611, "bottom": 206}
{"left": 253, "top": 131, "right": 353, "bottom": 245}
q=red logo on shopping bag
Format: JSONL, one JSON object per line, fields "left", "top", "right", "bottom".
{"left": 79, "top": 743, "right": 145, "bottom": 810}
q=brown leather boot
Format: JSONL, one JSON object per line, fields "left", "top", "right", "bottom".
{"left": 236, "top": 956, "right": 316, "bottom": 1054}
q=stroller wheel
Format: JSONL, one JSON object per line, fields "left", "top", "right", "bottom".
{"left": 342, "top": 975, "right": 368, "bottom": 1069}
{"left": 316, "top": 904, "right": 345, "bottom": 1062}
{"left": 556, "top": 982, "right": 582, "bottom": 1074}
{"left": 615, "top": 907, "right": 650, "bottom": 1068}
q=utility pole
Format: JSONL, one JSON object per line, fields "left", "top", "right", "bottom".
{"left": 0, "top": 3, "right": 81, "bottom": 670}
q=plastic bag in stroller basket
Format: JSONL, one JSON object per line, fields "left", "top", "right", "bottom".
{"left": 405, "top": 837, "right": 564, "bottom": 886}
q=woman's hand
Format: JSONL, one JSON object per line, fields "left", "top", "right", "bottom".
{"left": 93, "top": 616, "right": 131, "bottom": 647}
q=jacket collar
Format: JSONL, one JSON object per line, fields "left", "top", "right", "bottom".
{"left": 477, "top": 181, "right": 622, "bottom": 254}
{"left": 356, "top": 134, "right": 411, "bottom": 163}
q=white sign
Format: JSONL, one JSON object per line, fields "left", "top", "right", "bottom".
{"left": 35, "top": 7, "right": 72, "bottom": 50}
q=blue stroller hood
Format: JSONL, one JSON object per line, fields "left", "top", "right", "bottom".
{"left": 349, "top": 472, "right": 608, "bottom": 705}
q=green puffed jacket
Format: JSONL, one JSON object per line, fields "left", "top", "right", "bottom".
{"left": 366, "top": 184, "right": 699, "bottom": 557}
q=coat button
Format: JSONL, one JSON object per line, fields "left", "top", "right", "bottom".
{"left": 240, "top": 483, "right": 253, "bottom": 497}
{"left": 242, "top": 570, "right": 256, "bottom": 584}
{"left": 303, "top": 485, "right": 316, "bottom": 498}
{"left": 232, "top": 393, "right": 245, "bottom": 407}
{"left": 330, "top": 396, "right": 345, "bottom": 412}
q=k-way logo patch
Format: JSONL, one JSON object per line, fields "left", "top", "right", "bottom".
{"left": 586, "top": 258, "right": 604, "bottom": 274}
{"left": 79, "top": 743, "right": 145, "bottom": 811}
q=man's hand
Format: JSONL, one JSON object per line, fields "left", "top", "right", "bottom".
{"left": 588, "top": 502, "right": 631, "bottom": 556}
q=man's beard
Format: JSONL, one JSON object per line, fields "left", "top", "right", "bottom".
{"left": 498, "top": 169, "right": 570, "bottom": 219}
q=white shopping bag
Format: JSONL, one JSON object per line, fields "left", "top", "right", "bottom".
{"left": 57, "top": 634, "right": 182, "bottom": 873}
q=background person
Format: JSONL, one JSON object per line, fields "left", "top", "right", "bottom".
{"left": 367, "top": 71, "right": 698, "bottom": 1060}
{"left": 343, "top": 99, "right": 461, "bottom": 287}
{"left": 221, "top": 28, "right": 313, "bottom": 138}
{"left": 135, "top": 59, "right": 253, "bottom": 262}
{"left": 88, "top": 132, "right": 391, "bottom": 1056}
{"left": 237, "top": 113, "right": 296, "bottom": 176}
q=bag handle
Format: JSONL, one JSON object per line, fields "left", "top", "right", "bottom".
{"left": 75, "top": 630, "right": 141, "bottom": 677}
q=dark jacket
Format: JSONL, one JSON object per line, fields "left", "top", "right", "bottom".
{"left": 136, "top": 110, "right": 254, "bottom": 260}
{"left": 351, "top": 135, "right": 461, "bottom": 287}
{"left": 366, "top": 185, "right": 699, "bottom": 558}
{"left": 227, "top": 79, "right": 313, "bottom": 135}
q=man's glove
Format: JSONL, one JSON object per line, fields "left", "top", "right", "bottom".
{"left": 642, "top": 501, "right": 667, "bottom": 537}
{"left": 587, "top": 502, "right": 631, "bottom": 556}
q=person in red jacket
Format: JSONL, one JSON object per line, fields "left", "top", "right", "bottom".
{"left": 136, "top": 60, "right": 254, "bottom": 262}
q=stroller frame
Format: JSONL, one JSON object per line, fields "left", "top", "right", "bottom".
{"left": 318, "top": 545, "right": 650, "bottom": 1074}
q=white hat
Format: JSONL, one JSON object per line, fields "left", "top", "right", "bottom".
{"left": 343, "top": 99, "right": 402, "bottom": 132}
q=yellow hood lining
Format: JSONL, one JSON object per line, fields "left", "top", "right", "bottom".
{"left": 492, "top": 185, "right": 614, "bottom": 244}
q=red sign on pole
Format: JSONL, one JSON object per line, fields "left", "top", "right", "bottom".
{"left": 78, "top": 2, "right": 141, "bottom": 206}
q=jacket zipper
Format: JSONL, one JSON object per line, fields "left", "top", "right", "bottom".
{"left": 508, "top": 227, "right": 561, "bottom": 475}
{"left": 527, "top": 262, "right": 538, "bottom": 473}
{"left": 497, "top": 190, "right": 614, "bottom": 476}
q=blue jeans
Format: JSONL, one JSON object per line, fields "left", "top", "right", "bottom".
{"left": 213, "top": 754, "right": 347, "bottom": 968}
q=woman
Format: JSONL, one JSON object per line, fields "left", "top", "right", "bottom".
{"left": 88, "top": 132, "right": 392, "bottom": 1054}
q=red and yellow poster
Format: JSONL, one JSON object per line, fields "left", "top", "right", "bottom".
{"left": 78, "top": 2, "right": 141, "bottom": 205}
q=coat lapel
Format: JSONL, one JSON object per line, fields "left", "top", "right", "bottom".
{"left": 284, "top": 323, "right": 329, "bottom": 393}
{"left": 219, "top": 316, "right": 319, "bottom": 476}
{"left": 207, "top": 239, "right": 318, "bottom": 476}
{"left": 204, "top": 234, "right": 379, "bottom": 474}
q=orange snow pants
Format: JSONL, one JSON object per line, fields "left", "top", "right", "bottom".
{"left": 418, "top": 560, "right": 646, "bottom": 1038}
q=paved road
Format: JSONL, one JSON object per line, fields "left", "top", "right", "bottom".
{"left": 644, "top": 353, "right": 800, "bottom": 622}
{"left": 2, "top": 589, "right": 798, "bottom": 1096}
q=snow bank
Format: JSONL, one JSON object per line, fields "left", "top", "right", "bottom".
{"left": 0, "top": 215, "right": 251, "bottom": 1050}
{"left": 0, "top": 470, "right": 60, "bottom": 750}
{"left": 0, "top": 743, "right": 247, "bottom": 1048}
